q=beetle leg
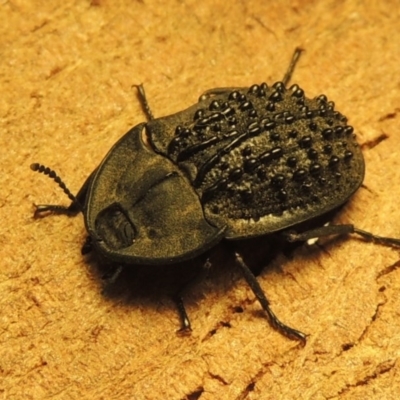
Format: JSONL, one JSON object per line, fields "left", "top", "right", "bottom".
{"left": 33, "top": 186, "right": 86, "bottom": 217}
{"left": 101, "top": 265, "right": 124, "bottom": 283}
{"left": 81, "top": 236, "right": 93, "bottom": 255}
{"left": 173, "top": 294, "right": 192, "bottom": 334}
{"left": 283, "top": 224, "right": 355, "bottom": 243}
{"left": 30, "top": 163, "right": 80, "bottom": 217}
{"left": 283, "top": 224, "right": 400, "bottom": 247}
{"left": 353, "top": 227, "right": 400, "bottom": 247}
{"left": 135, "top": 84, "right": 155, "bottom": 121}
{"left": 281, "top": 47, "right": 304, "bottom": 87}
{"left": 235, "top": 252, "right": 307, "bottom": 344}
{"left": 173, "top": 256, "right": 212, "bottom": 334}
{"left": 198, "top": 47, "right": 304, "bottom": 102}
{"left": 33, "top": 203, "right": 78, "bottom": 217}
{"left": 30, "top": 164, "right": 96, "bottom": 217}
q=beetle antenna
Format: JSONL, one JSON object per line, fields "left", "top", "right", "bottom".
{"left": 30, "top": 163, "right": 77, "bottom": 204}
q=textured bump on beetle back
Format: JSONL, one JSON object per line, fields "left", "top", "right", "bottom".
{"left": 164, "top": 82, "right": 362, "bottom": 221}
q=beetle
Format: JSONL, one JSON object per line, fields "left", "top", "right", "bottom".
{"left": 31, "top": 49, "right": 400, "bottom": 344}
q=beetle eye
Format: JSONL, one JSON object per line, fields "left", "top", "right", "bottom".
{"left": 95, "top": 204, "right": 136, "bottom": 250}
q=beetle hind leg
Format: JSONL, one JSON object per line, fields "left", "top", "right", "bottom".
{"left": 353, "top": 227, "right": 400, "bottom": 247}
{"left": 283, "top": 224, "right": 400, "bottom": 247}
{"left": 198, "top": 47, "right": 304, "bottom": 102}
{"left": 235, "top": 252, "right": 307, "bottom": 345}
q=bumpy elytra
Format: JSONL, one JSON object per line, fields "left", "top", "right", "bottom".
{"left": 149, "top": 82, "right": 363, "bottom": 239}
{"left": 31, "top": 49, "right": 399, "bottom": 344}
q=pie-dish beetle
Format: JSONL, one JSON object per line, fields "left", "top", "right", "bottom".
{"left": 31, "top": 49, "right": 400, "bottom": 344}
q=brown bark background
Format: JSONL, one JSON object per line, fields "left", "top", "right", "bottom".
{"left": 1, "top": 1, "right": 400, "bottom": 399}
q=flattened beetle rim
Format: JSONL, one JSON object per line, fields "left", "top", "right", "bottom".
{"left": 83, "top": 123, "right": 147, "bottom": 233}
{"left": 88, "top": 226, "right": 227, "bottom": 266}
{"left": 84, "top": 122, "right": 227, "bottom": 265}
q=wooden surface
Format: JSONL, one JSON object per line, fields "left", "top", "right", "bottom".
{"left": 1, "top": 1, "right": 400, "bottom": 399}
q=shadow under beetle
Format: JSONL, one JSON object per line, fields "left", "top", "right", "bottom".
{"left": 31, "top": 49, "right": 400, "bottom": 344}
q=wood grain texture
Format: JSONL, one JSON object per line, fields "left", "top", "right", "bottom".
{"left": 1, "top": 1, "right": 400, "bottom": 399}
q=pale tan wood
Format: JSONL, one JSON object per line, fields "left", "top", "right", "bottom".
{"left": 1, "top": 1, "right": 400, "bottom": 399}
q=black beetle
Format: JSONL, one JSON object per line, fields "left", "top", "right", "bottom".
{"left": 31, "top": 49, "right": 400, "bottom": 344}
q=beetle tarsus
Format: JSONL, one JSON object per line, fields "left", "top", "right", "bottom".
{"left": 235, "top": 251, "right": 307, "bottom": 345}
{"left": 33, "top": 203, "right": 80, "bottom": 218}
{"left": 353, "top": 228, "right": 400, "bottom": 247}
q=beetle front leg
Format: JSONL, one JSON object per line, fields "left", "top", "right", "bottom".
{"left": 235, "top": 252, "right": 307, "bottom": 345}
{"left": 100, "top": 265, "right": 125, "bottom": 297}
